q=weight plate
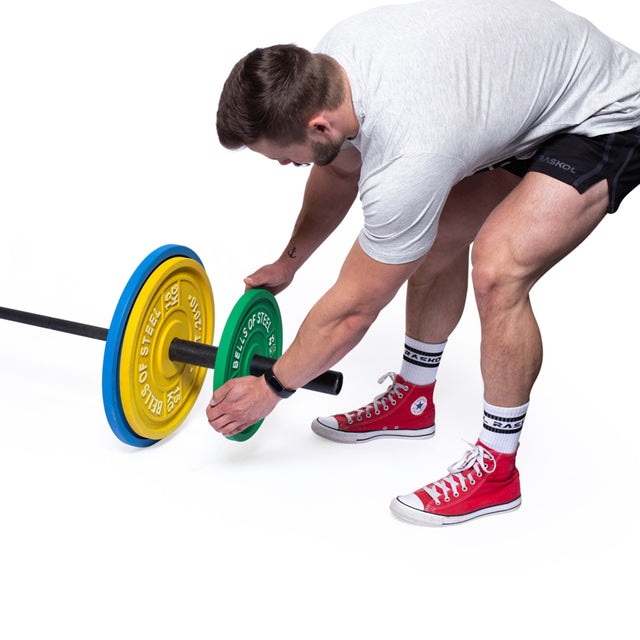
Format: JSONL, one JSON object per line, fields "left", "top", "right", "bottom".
{"left": 102, "top": 245, "right": 208, "bottom": 447}
{"left": 213, "top": 289, "right": 283, "bottom": 442}
{"left": 118, "top": 256, "right": 214, "bottom": 440}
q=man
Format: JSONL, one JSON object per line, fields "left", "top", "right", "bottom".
{"left": 208, "top": 0, "right": 640, "bottom": 526}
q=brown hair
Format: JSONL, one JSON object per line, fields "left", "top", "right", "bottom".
{"left": 216, "top": 44, "right": 345, "bottom": 149}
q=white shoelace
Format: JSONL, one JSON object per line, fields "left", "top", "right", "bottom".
{"left": 344, "top": 372, "right": 410, "bottom": 424}
{"left": 423, "top": 443, "right": 497, "bottom": 505}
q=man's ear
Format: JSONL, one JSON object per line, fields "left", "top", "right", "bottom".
{"left": 308, "top": 114, "right": 333, "bottom": 136}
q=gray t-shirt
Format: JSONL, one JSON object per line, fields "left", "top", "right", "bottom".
{"left": 314, "top": 0, "right": 640, "bottom": 264}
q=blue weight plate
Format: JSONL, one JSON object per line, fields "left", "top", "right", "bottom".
{"left": 102, "top": 245, "right": 204, "bottom": 447}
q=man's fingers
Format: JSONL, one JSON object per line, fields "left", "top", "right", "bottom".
{"left": 243, "top": 264, "right": 292, "bottom": 295}
{"left": 205, "top": 375, "right": 279, "bottom": 438}
{"left": 206, "top": 384, "right": 251, "bottom": 436}
{"left": 208, "top": 412, "right": 241, "bottom": 436}
{"left": 206, "top": 386, "right": 232, "bottom": 431}
{"left": 244, "top": 266, "right": 270, "bottom": 287}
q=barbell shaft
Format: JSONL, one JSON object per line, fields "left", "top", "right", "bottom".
{"left": 0, "top": 306, "right": 109, "bottom": 341}
{"left": 0, "top": 306, "right": 343, "bottom": 395}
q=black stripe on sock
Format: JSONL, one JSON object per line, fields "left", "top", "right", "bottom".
{"left": 482, "top": 422, "right": 523, "bottom": 434}
{"left": 482, "top": 409, "right": 526, "bottom": 434}
{"left": 483, "top": 410, "right": 527, "bottom": 423}
{"left": 405, "top": 346, "right": 444, "bottom": 358}
{"left": 403, "top": 346, "right": 443, "bottom": 368}
{"left": 402, "top": 354, "right": 441, "bottom": 368}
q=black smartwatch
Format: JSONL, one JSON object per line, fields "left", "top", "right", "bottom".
{"left": 264, "top": 366, "right": 296, "bottom": 399}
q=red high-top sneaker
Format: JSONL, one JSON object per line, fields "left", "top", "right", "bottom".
{"left": 311, "top": 372, "right": 436, "bottom": 443}
{"left": 390, "top": 442, "right": 521, "bottom": 526}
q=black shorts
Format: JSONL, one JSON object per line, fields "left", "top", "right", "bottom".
{"left": 492, "top": 125, "right": 640, "bottom": 213}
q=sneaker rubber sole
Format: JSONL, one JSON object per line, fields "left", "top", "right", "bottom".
{"left": 311, "top": 418, "right": 435, "bottom": 443}
{"left": 389, "top": 495, "right": 522, "bottom": 526}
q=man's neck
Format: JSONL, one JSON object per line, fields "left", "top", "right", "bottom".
{"left": 337, "top": 65, "right": 360, "bottom": 139}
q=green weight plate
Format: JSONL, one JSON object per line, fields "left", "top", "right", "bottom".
{"left": 213, "top": 289, "right": 283, "bottom": 441}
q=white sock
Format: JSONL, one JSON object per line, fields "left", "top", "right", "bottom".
{"left": 479, "top": 400, "right": 529, "bottom": 454}
{"left": 399, "top": 336, "right": 446, "bottom": 386}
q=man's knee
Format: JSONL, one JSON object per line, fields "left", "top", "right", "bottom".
{"left": 470, "top": 241, "right": 530, "bottom": 316}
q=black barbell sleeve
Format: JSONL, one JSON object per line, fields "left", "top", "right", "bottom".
{"left": 168, "top": 339, "right": 343, "bottom": 396}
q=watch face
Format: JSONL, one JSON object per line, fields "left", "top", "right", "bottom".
{"left": 269, "top": 373, "right": 284, "bottom": 392}
{"left": 266, "top": 368, "right": 294, "bottom": 398}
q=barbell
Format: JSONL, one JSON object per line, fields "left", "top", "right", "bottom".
{"left": 0, "top": 244, "right": 343, "bottom": 447}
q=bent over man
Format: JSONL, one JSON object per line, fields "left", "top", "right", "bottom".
{"left": 208, "top": 0, "right": 640, "bottom": 526}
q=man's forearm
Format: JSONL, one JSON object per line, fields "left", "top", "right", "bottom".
{"left": 272, "top": 241, "right": 425, "bottom": 392}
{"left": 273, "top": 286, "right": 373, "bottom": 392}
{"left": 278, "top": 158, "right": 360, "bottom": 271}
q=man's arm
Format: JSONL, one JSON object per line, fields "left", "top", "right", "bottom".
{"left": 244, "top": 146, "right": 362, "bottom": 294}
{"left": 207, "top": 240, "right": 425, "bottom": 437}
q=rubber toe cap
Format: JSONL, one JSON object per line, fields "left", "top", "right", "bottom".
{"left": 314, "top": 416, "right": 339, "bottom": 429}
{"left": 396, "top": 493, "right": 424, "bottom": 510}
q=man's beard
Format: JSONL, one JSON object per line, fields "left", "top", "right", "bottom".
{"left": 312, "top": 137, "right": 343, "bottom": 166}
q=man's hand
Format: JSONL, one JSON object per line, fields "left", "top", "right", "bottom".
{"left": 243, "top": 260, "right": 295, "bottom": 295}
{"left": 206, "top": 375, "right": 281, "bottom": 438}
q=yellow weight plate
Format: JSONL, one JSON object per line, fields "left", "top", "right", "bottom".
{"left": 118, "top": 256, "right": 214, "bottom": 440}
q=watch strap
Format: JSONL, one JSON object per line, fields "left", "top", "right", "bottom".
{"left": 264, "top": 366, "right": 296, "bottom": 399}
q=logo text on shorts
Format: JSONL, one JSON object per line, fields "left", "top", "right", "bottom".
{"left": 538, "top": 155, "right": 576, "bottom": 174}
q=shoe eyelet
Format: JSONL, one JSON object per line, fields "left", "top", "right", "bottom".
{"left": 397, "top": 393, "right": 404, "bottom": 399}
{"left": 347, "top": 419, "right": 353, "bottom": 425}
{"left": 390, "top": 399, "right": 397, "bottom": 406}
{"left": 365, "top": 412, "right": 371, "bottom": 419}
{"left": 445, "top": 497, "right": 451, "bottom": 502}
{"left": 453, "top": 492, "right": 459, "bottom": 498}
{"left": 375, "top": 410, "right": 381, "bottom": 416}
{"left": 357, "top": 416, "right": 363, "bottom": 422}
{"left": 435, "top": 500, "right": 441, "bottom": 506}
{"left": 476, "top": 472, "right": 483, "bottom": 478}
{"left": 462, "top": 486, "right": 468, "bottom": 492}
{"left": 470, "top": 478, "right": 476, "bottom": 485}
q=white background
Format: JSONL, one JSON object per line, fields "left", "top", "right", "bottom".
{"left": 0, "top": 1, "right": 638, "bottom": 637}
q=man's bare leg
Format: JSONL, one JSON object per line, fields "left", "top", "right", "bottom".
{"left": 391, "top": 173, "right": 610, "bottom": 526}
{"left": 311, "top": 169, "right": 522, "bottom": 443}
{"left": 406, "top": 169, "right": 521, "bottom": 344}
{"left": 471, "top": 173, "right": 609, "bottom": 407}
